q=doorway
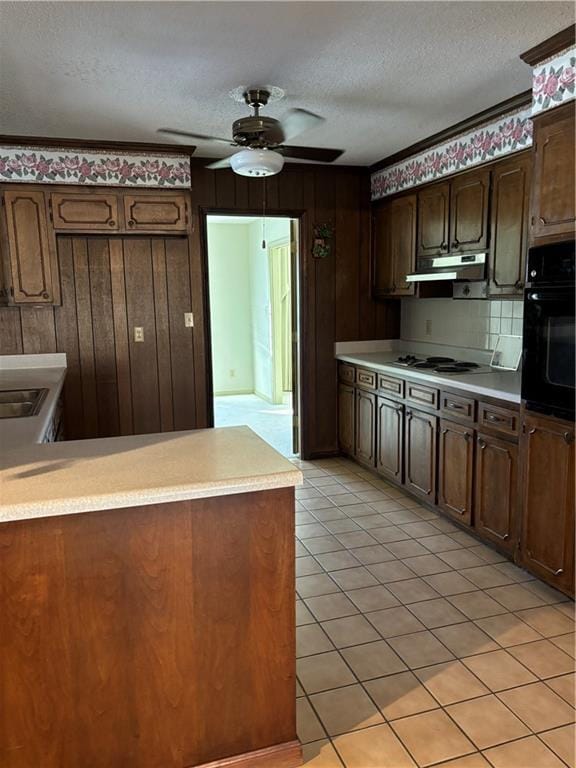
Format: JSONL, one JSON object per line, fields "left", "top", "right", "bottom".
{"left": 206, "top": 215, "right": 299, "bottom": 456}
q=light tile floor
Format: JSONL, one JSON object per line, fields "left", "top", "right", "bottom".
{"left": 291, "top": 456, "right": 575, "bottom": 768}
{"left": 214, "top": 393, "right": 294, "bottom": 457}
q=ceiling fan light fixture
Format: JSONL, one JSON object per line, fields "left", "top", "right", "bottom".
{"left": 229, "top": 148, "right": 284, "bottom": 177}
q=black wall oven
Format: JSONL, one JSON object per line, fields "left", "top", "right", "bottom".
{"left": 522, "top": 241, "right": 575, "bottom": 421}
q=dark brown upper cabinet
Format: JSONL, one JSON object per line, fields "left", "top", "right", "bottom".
{"left": 390, "top": 194, "right": 417, "bottom": 296}
{"left": 488, "top": 153, "right": 531, "bottom": 296}
{"left": 530, "top": 103, "right": 576, "bottom": 245}
{"left": 416, "top": 182, "right": 450, "bottom": 257}
{"left": 449, "top": 168, "right": 490, "bottom": 253}
{"left": 1, "top": 189, "right": 60, "bottom": 304}
{"left": 124, "top": 194, "right": 188, "bottom": 232}
{"left": 51, "top": 192, "right": 120, "bottom": 231}
{"left": 373, "top": 194, "right": 417, "bottom": 298}
{"left": 372, "top": 199, "right": 393, "bottom": 295}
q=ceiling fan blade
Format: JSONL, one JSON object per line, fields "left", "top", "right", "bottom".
{"left": 206, "top": 156, "right": 232, "bottom": 170}
{"left": 277, "top": 145, "right": 344, "bottom": 163}
{"left": 276, "top": 108, "right": 325, "bottom": 142}
{"left": 157, "top": 128, "right": 232, "bottom": 145}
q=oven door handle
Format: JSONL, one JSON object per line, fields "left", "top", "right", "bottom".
{"left": 527, "top": 291, "right": 571, "bottom": 301}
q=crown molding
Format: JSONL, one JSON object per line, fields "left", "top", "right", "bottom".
{"left": 520, "top": 25, "right": 576, "bottom": 66}
{"left": 0, "top": 134, "right": 196, "bottom": 156}
{"left": 369, "top": 90, "right": 532, "bottom": 174}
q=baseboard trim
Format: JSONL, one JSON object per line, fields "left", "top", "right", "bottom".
{"left": 193, "top": 740, "right": 303, "bottom": 768}
{"left": 304, "top": 449, "right": 340, "bottom": 460}
{"left": 213, "top": 389, "right": 255, "bottom": 397}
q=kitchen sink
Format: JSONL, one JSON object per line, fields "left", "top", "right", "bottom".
{"left": 0, "top": 389, "right": 48, "bottom": 419}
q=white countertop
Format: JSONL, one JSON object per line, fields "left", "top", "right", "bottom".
{"left": 0, "top": 426, "right": 303, "bottom": 523}
{"left": 336, "top": 351, "right": 521, "bottom": 404}
{"left": 0, "top": 355, "right": 67, "bottom": 450}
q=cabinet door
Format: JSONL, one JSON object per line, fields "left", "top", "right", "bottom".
{"left": 390, "top": 194, "right": 416, "bottom": 296}
{"left": 124, "top": 194, "right": 188, "bottom": 231}
{"left": 489, "top": 153, "right": 531, "bottom": 296}
{"left": 475, "top": 432, "right": 518, "bottom": 555}
{"left": 417, "top": 182, "right": 450, "bottom": 257}
{"left": 531, "top": 106, "right": 576, "bottom": 243}
{"left": 355, "top": 389, "right": 376, "bottom": 468}
{"left": 372, "top": 200, "right": 394, "bottom": 296}
{"left": 3, "top": 190, "right": 57, "bottom": 303}
{"left": 51, "top": 193, "right": 120, "bottom": 231}
{"left": 376, "top": 396, "right": 404, "bottom": 482}
{"left": 404, "top": 407, "right": 437, "bottom": 502}
{"left": 520, "top": 412, "right": 575, "bottom": 595}
{"left": 338, "top": 383, "right": 355, "bottom": 457}
{"left": 449, "top": 168, "right": 490, "bottom": 253}
{"left": 438, "top": 419, "right": 474, "bottom": 524}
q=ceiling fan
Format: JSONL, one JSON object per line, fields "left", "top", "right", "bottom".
{"left": 158, "top": 86, "right": 344, "bottom": 177}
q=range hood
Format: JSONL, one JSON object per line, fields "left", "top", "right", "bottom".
{"left": 406, "top": 253, "right": 487, "bottom": 283}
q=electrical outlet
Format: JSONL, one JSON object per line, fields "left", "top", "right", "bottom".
{"left": 425, "top": 319, "right": 432, "bottom": 336}
{"left": 229, "top": 369, "right": 235, "bottom": 379}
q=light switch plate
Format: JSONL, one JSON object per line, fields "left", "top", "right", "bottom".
{"left": 184, "top": 312, "right": 194, "bottom": 328}
{"left": 134, "top": 326, "right": 144, "bottom": 342}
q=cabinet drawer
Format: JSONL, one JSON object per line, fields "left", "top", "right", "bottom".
{"left": 356, "top": 368, "right": 377, "bottom": 390}
{"left": 51, "top": 193, "right": 120, "bottom": 230}
{"left": 338, "top": 363, "right": 356, "bottom": 384}
{"left": 378, "top": 374, "right": 404, "bottom": 398}
{"left": 441, "top": 391, "right": 476, "bottom": 423}
{"left": 406, "top": 382, "right": 439, "bottom": 409}
{"left": 478, "top": 402, "right": 519, "bottom": 437}
{"left": 124, "top": 194, "right": 188, "bottom": 231}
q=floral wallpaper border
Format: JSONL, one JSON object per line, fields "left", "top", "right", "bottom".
{"left": 371, "top": 106, "right": 532, "bottom": 200}
{"left": 532, "top": 47, "right": 576, "bottom": 116}
{"left": 0, "top": 147, "right": 191, "bottom": 187}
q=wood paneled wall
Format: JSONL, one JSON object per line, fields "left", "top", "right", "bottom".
{"left": 188, "top": 164, "right": 399, "bottom": 457}
{"left": 0, "top": 166, "right": 398, "bottom": 457}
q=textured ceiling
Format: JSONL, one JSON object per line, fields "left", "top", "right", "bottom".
{"left": 0, "top": 2, "right": 574, "bottom": 166}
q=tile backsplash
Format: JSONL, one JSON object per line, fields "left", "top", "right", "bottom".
{"left": 401, "top": 299, "right": 524, "bottom": 351}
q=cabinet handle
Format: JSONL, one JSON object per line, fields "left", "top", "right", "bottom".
{"left": 564, "top": 432, "right": 574, "bottom": 445}
{"left": 108, "top": 219, "right": 116, "bottom": 227}
{"left": 478, "top": 438, "right": 487, "bottom": 449}
{"left": 514, "top": 280, "right": 523, "bottom": 290}
{"left": 41, "top": 291, "right": 49, "bottom": 300}
{"left": 128, "top": 219, "right": 135, "bottom": 227}
{"left": 440, "top": 241, "right": 448, "bottom": 251}
{"left": 486, "top": 413, "right": 506, "bottom": 424}
{"left": 464, "top": 432, "right": 472, "bottom": 442}
{"left": 452, "top": 239, "right": 459, "bottom": 248}
{"left": 446, "top": 401, "right": 465, "bottom": 411}
{"left": 554, "top": 568, "right": 564, "bottom": 576}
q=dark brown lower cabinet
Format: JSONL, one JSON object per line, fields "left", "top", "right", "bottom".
{"left": 520, "top": 412, "right": 575, "bottom": 596}
{"left": 376, "top": 396, "right": 404, "bottom": 482}
{"left": 404, "top": 407, "right": 437, "bottom": 503}
{"left": 474, "top": 432, "right": 518, "bottom": 554}
{"left": 338, "top": 383, "right": 355, "bottom": 457}
{"left": 355, "top": 388, "right": 376, "bottom": 467}
{"left": 438, "top": 419, "right": 474, "bottom": 525}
